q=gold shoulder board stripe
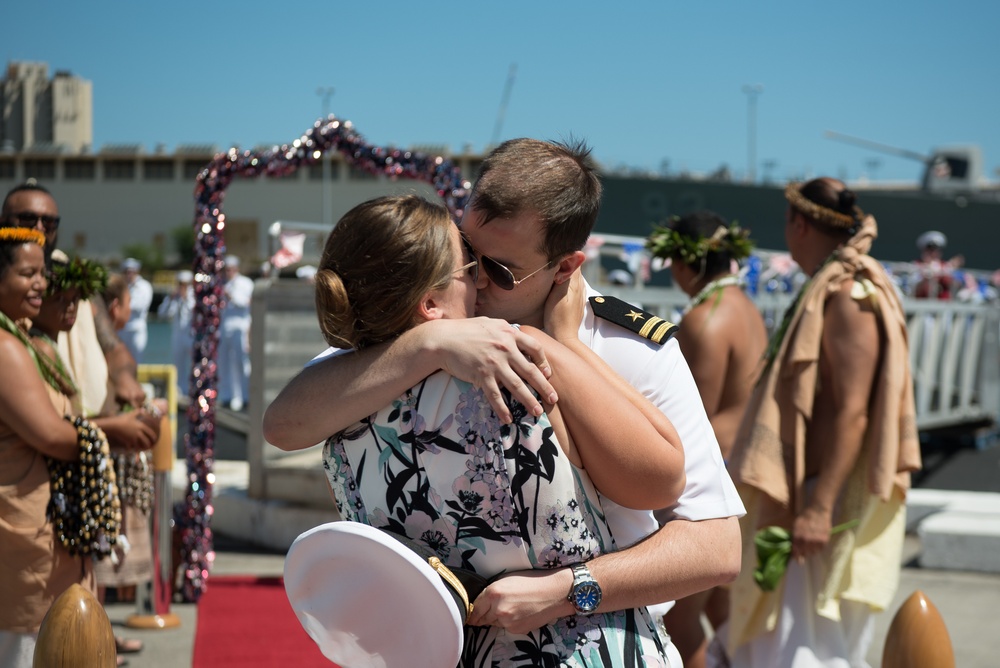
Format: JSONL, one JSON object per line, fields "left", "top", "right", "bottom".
{"left": 589, "top": 295, "right": 677, "bottom": 346}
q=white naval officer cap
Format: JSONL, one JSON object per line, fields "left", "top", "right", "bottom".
{"left": 917, "top": 230, "right": 947, "bottom": 250}
{"left": 283, "top": 521, "right": 468, "bottom": 668}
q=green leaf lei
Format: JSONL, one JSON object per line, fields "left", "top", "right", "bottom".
{"left": 0, "top": 310, "right": 78, "bottom": 396}
{"left": 684, "top": 274, "right": 742, "bottom": 315}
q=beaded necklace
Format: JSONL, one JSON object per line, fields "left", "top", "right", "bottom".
{"left": 684, "top": 274, "right": 742, "bottom": 315}
{"left": 0, "top": 310, "right": 120, "bottom": 558}
{"left": 116, "top": 451, "right": 154, "bottom": 513}
{"left": 51, "top": 417, "right": 122, "bottom": 557}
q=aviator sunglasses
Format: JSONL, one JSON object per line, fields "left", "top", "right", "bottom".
{"left": 460, "top": 235, "right": 553, "bottom": 290}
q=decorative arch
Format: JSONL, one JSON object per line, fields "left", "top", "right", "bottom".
{"left": 178, "top": 117, "right": 471, "bottom": 600}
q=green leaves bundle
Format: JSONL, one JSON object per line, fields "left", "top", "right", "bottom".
{"left": 752, "top": 519, "right": 860, "bottom": 592}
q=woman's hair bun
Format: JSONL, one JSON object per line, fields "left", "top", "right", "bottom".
{"left": 838, "top": 188, "right": 857, "bottom": 214}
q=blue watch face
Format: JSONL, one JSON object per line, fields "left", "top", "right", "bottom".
{"left": 573, "top": 583, "right": 602, "bottom": 612}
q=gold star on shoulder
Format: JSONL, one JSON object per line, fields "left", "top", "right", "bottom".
{"left": 588, "top": 295, "right": 678, "bottom": 346}
{"left": 625, "top": 310, "right": 644, "bottom": 322}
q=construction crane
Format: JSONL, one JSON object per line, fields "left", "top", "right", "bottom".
{"left": 824, "top": 130, "right": 987, "bottom": 194}
{"left": 824, "top": 130, "right": 930, "bottom": 163}
{"left": 490, "top": 63, "right": 518, "bottom": 147}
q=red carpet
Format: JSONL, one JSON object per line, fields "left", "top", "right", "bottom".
{"left": 193, "top": 576, "right": 335, "bottom": 667}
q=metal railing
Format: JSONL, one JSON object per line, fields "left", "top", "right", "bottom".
{"left": 245, "top": 236, "right": 1000, "bottom": 505}
{"left": 584, "top": 233, "right": 1000, "bottom": 431}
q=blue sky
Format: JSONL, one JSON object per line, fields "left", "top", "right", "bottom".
{"left": 6, "top": 1, "right": 998, "bottom": 185}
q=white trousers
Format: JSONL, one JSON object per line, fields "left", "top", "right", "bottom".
{"left": 710, "top": 557, "right": 874, "bottom": 668}
{"left": 120, "top": 322, "right": 148, "bottom": 364}
{"left": 217, "top": 326, "right": 250, "bottom": 406}
{"left": 0, "top": 630, "right": 36, "bottom": 668}
{"left": 171, "top": 332, "right": 194, "bottom": 395}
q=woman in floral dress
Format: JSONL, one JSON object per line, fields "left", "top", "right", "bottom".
{"left": 315, "top": 195, "right": 685, "bottom": 667}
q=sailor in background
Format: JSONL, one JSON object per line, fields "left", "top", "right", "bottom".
{"left": 120, "top": 257, "right": 153, "bottom": 363}
{"left": 157, "top": 269, "right": 195, "bottom": 394}
{"left": 913, "top": 230, "right": 964, "bottom": 300}
{"left": 218, "top": 255, "right": 254, "bottom": 411}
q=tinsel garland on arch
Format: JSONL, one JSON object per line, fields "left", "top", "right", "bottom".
{"left": 178, "top": 116, "right": 471, "bottom": 601}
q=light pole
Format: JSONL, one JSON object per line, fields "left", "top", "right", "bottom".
{"left": 866, "top": 158, "right": 882, "bottom": 183}
{"left": 742, "top": 84, "right": 763, "bottom": 184}
{"left": 317, "top": 87, "right": 335, "bottom": 227}
{"left": 762, "top": 159, "right": 777, "bottom": 184}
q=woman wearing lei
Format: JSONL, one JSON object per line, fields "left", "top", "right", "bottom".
{"left": 646, "top": 211, "right": 767, "bottom": 668}
{"left": 0, "top": 228, "right": 120, "bottom": 667}
{"left": 30, "top": 256, "right": 159, "bottom": 644}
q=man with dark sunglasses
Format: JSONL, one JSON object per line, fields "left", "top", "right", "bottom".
{"left": 2, "top": 181, "right": 148, "bottom": 415}
{"left": 1, "top": 182, "right": 62, "bottom": 257}
{"left": 5, "top": 210, "right": 61, "bottom": 234}
{"left": 264, "top": 139, "right": 744, "bottom": 664}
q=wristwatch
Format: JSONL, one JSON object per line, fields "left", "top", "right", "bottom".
{"left": 567, "top": 563, "right": 602, "bottom": 615}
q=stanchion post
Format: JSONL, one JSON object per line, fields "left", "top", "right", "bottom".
{"left": 126, "top": 365, "right": 181, "bottom": 630}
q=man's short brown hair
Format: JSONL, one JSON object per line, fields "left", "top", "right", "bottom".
{"left": 468, "top": 138, "right": 602, "bottom": 260}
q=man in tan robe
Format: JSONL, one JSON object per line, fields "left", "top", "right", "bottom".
{"left": 716, "top": 178, "right": 922, "bottom": 667}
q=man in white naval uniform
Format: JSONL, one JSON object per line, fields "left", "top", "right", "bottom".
{"left": 218, "top": 255, "right": 254, "bottom": 411}
{"left": 263, "top": 139, "right": 745, "bottom": 666}
{"left": 157, "top": 269, "right": 195, "bottom": 394}
{"left": 120, "top": 257, "right": 153, "bottom": 363}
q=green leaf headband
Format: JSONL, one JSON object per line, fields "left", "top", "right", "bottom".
{"left": 47, "top": 256, "right": 108, "bottom": 299}
{"left": 646, "top": 219, "right": 755, "bottom": 266}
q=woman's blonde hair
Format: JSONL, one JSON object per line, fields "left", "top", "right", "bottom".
{"left": 315, "top": 195, "right": 456, "bottom": 349}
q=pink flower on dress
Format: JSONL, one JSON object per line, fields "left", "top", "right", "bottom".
{"left": 452, "top": 475, "right": 491, "bottom": 514}
{"left": 403, "top": 510, "right": 457, "bottom": 559}
{"left": 456, "top": 386, "right": 500, "bottom": 446}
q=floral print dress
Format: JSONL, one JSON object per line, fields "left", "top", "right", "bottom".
{"left": 323, "top": 370, "right": 668, "bottom": 667}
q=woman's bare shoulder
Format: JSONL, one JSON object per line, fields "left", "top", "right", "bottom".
{"left": 0, "top": 328, "right": 30, "bottom": 356}
{"left": 0, "top": 331, "right": 39, "bottom": 379}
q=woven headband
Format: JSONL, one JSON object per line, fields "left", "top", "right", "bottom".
{"left": 784, "top": 183, "right": 864, "bottom": 231}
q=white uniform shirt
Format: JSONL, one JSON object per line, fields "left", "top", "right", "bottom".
{"left": 580, "top": 281, "right": 746, "bottom": 551}
{"left": 157, "top": 286, "right": 194, "bottom": 330}
{"left": 310, "top": 281, "right": 745, "bottom": 541}
{"left": 221, "top": 274, "right": 254, "bottom": 331}
{"left": 158, "top": 286, "right": 195, "bottom": 349}
{"left": 124, "top": 276, "right": 153, "bottom": 333}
